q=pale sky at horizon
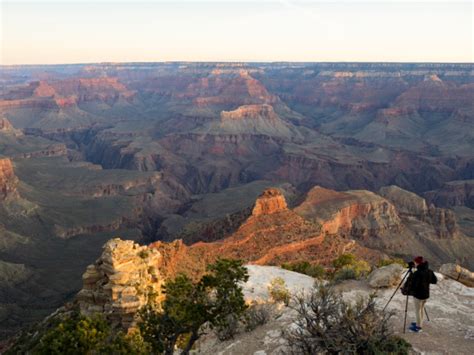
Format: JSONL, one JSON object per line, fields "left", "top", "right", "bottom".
{"left": 1, "top": 0, "right": 473, "bottom": 65}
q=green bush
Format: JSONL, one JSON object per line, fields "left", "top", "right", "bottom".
{"left": 32, "top": 312, "right": 149, "bottom": 354}
{"left": 268, "top": 277, "right": 291, "bottom": 305}
{"left": 139, "top": 258, "right": 249, "bottom": 354}
{"left": 377, "top": 258, "right": 407, "bottom": 268}
{"left": 332, "top": 253, "right": 356, "bottom": 269}
{"left": 332, "top": 254, "right": 371, "bottom": 281}
{"left": 334, "top": 266, "right": 357, "bottom": 281}
{"left": 281, "top": 261, "right": 326, "bottom": 279}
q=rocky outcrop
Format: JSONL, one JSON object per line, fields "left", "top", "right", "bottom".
{"left": 251, "top": 188, "right": 288, "bottom": 216}
{"left": 439, "top": 263, "right": 474, "bottom": 287}
{"left": 53, "top": 217, "right": 130, "bottom": 239}
{"left": 380, "top": 185, "right": 460, "bottom": 238}
{"left": 379, "top": 186, "right": 428, "bottom": 216}
{"left": 368, "top": 264, "right": 405, "bottom": 288}
{"left": 148, "top": 187, "right": 383, "bottom": 277}
{"left": 77, "top": 238, "right": 163, "bottom": 329}
{"left": 220, "top": 104, "right": 279, "bottom": 121}
{"left": 0, "top": 158, "right": 18, "bottom": 200}
{"left": 16, "top": 144, "right": 67, "bottom": 159}
{"left": 0, "top": 118, "right": 13, "bottom": 131}
{"left": 424, "top": 181, "right": 474, "bottom": 209}
{"left": 294, "top": 186, "right": 402, "bottom": 239}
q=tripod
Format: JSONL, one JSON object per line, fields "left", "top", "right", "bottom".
{"left": 383, "top": 268, "right": 430, "bottom": 333}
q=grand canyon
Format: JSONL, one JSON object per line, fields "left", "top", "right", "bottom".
{"left": 0, "top": 62, "right": 473, "bottom": 345}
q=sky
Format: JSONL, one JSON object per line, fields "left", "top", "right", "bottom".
{"left": 1, "top": 0, "right": 473, "bottom": 64}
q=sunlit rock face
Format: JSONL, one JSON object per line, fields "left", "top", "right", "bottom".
{"left": 77, "top": 238, "right": 163, "bottom": 329}
{"left": 0, "top": 118, "right": 13, "bottom": 131}
{"left": 0, "top": 158, "right": 18, "bottom": 200}
{"left": 251, "top": 188, "right": 288, "bottom": 216}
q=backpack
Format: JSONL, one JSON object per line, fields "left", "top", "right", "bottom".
{"left": 401, "top": 272, "right": 415, "bottom": 296}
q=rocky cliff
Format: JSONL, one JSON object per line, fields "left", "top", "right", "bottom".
{"left": 151, "top": 188, "right": 382, "bottom": 278}
{"left": 379, "top": 185, "right": 460, "bottom": 238}
{"left": 77, "top": 239, "right": 163, "bottom": 329}
{"left": 424, "top": 180, "right": 474, "bottom": 209}
{"left": 251, "top": 187, "right": 288, "bottom": 216}
{"left": 0, "top": 158, "right": 19, "bottom": 200}
{"left": 294, "top": 186, "right": 402, "bottom": 239}
{"left": 0, "top": 118, "right": 13, "bottom": 131}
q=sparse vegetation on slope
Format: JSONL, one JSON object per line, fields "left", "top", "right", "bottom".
{"left": 285, "top": 283, "right": 411, "bottom": 355}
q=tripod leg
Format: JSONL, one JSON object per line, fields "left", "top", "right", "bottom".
{"left": 403, "top": 295, "right": 409, "bottom": 333}
{"left": 424, "top": 305, "right": 430, "bottom": 322}
{"left": 383, "top": 269, "right": 411, "bottom": 311}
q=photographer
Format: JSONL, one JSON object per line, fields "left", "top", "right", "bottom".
{"left": 407, "top": 256, "right": 437, "bottom": 333}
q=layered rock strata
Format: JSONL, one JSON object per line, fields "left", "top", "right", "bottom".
{"left": 77, "top": 239, "right": 163, "bottom": 329}
{"left": 294, "top": 186, "right": 402, "bottom": 238}
{"left": 380, "top": 185, "right": 460, "bottom": 238}
{"left": 0, "top": 158, "right": 19, "bottom": 200}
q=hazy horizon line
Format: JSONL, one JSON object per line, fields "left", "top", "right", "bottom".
{"left": 2, "top": 60, "right": 474, "bottom": 67}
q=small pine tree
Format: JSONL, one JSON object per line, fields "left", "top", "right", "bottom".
{"left": 139, "top": 258, "right": 249, "bottom": 354}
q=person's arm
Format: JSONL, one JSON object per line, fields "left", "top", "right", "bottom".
{"left": 430, "top": 270, "right": 438, "bottom": 284}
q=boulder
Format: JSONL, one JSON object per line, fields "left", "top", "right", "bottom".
{"left": 368, "top": 264, "right": 405, "bottom": 288}
{"left": 439, "top": 264, "right": 474, "bottom": 287}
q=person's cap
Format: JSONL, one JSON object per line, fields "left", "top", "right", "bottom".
{"left": 414, "top": 256, "right": 424, "bottom": 264}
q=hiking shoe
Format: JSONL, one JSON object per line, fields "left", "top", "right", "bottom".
{"left": 410, "top": 322, "right": 416, "bottom": 328}
{"left": 409, "top": 325, "right": 423, "bottom": 333}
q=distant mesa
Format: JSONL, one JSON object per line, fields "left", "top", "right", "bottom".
{"left": 215, "top": 104, "right": 296, "bottom": 138}
{"left": 220, "top": 104, "right": 278, "bottom": 121}
{"left": 424, "top": 74, "right": 443, "bottom": 83}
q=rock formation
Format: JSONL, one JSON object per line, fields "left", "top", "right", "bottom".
{"left": 0, "top": 118, "right": 13, "bottom": 131}
{"left": 294, "top": 186, "right": 402, "bottom": 238}
{"left": 0, "top": 158, "right": 18, "bottom": 200}
{"left": 368, "top": 263, "right": 405, "bottom": 288}
{"left": 439, "top": 263, "right": 474, "bottom": 287}
{"left": 251, "top": 188, "right": 288, "bottom": 216}
{"left": 77, "top": 238, "right": 163, "bottom": 329}
{"left": 151, "top": 188, "right": 383, "bottom": 279}
{"left": 380, "top": 185, "right": 460, "bottom": 238}
{"left": 424, "top": 180, "right": 474, "bottom": 209}
{"left": 220, "top": 104, "right": 279, "bottom": 121}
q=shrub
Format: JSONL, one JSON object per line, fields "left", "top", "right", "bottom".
{"left": 243, "top": 303, "right": 272, "bottom": 332}
{"left": 32, "top": 312, "right": 150, "bottom": 354}
{"left": 332, "top": 254, "right": 371, "bottom": 281}
{"left": 377, "top": 258, "right": 407, "bottom": 268}
{"left": 333, "top": 266, "right": 357, "bottom": 281}
{"left": 268, "top": 277, "right": 291, "bottom": 305}
{"left": 284, "top": 284, "right": 411, "bottom": 354}
{"left": 332, "top": 253, "right": 356, "bottom": 269}
{"left": 281, "top": 261, "right": 326, "bottom": 279}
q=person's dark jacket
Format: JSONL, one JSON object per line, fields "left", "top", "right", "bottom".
{"left": 410, "top": 261, "right": 437, "bottom": 300}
